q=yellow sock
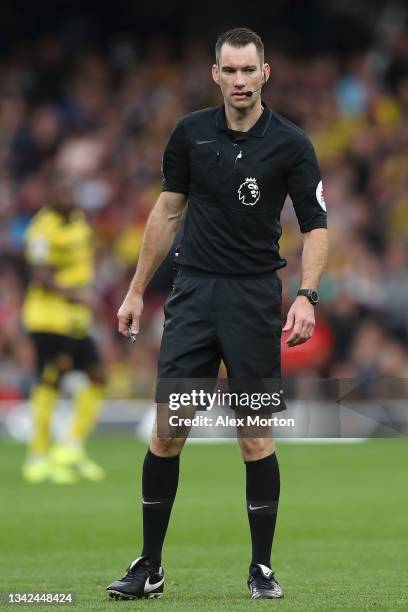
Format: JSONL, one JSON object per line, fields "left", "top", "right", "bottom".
{"left": 69, "top": 383, "right": 104, "bottom": 444}
{"left": 30, "top": 384, "right": 58, "bottom": 455}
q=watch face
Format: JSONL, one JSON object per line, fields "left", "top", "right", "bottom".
{"left": 310, "top": 290, "right": 319, "bottom": 304}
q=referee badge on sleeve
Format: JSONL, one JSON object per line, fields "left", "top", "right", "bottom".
{"left": 316, "top": 180, "right": 326, "bottom": 211}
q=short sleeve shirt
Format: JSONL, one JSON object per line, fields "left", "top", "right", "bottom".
{"left": 162, "top": 103, "right": 327, "bottom": 275}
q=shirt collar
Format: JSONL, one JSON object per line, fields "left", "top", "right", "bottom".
{"left": 215, "top": 101, "right": 272, "bottom": 138}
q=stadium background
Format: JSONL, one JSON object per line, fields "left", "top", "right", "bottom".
{"left": 0, "top": 0, "right": 407, "bottom": 609}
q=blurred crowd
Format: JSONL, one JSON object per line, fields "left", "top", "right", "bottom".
{"left": 1, "top": 26, "right": 408, "bottom": 402}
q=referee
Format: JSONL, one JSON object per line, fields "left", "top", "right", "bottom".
{"left": 107, "top": 28, "right": 328, "bottom": 601}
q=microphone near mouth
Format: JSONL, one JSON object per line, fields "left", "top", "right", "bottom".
{"left": 244, "top": 84, "right": 263, "bottom": 97}
{"left": 233, "top": 73, "right": 266, "bottom": 98}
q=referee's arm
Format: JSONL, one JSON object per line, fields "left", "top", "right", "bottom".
{"left": 117, "top": 191, "right": 187, "bottom": 337}
{"left": 118, "top": 118, "right": 189, "bottom": 337}
{"left": 283, "top": 136, "right": 328, "bottom": 347}
{"left": 283, "top": 228, "right": 328, "bottom": 347}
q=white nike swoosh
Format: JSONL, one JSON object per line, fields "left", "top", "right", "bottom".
{"left": 258, "top": 563, "right": 272, "bottom": 578}
{"left": 142, "top": 499, "right": 162, "bottom": 505}
{"left": 248, "top": 504, "right": 269, "bottom": 511}
{"left": 144, "top": 576, "right": 164, "bottom": 593}
{"left": 196, "top": 139, "right": 216, "bottom": 145}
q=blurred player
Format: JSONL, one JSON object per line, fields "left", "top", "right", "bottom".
{"left": 21, "top": 173, "right": 106, "bottom": 484}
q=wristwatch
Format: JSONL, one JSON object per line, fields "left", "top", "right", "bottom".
{"left": 297, "top": 289, "right": 319, "bottom": 305}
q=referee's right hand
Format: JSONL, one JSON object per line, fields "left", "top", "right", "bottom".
{"left": 117, "top": 293, "right": 144, "bottom": 338}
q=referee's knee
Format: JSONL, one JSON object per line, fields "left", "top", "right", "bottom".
{"left": 150, "top": 434, "right": 186, "bottom": 457}
{"left": 238, "top": 437, "right": 275, "bottom": 462}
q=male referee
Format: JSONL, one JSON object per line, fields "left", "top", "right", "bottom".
{"left": 107, "top": 28, "right": 328, "bottom": 600}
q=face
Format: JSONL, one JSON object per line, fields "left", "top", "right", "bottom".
{"left": 51, "top": 178, "right": 76, "bottom": 213}
{"left": 212, "top": 42, "right": 269, "bottom": 111}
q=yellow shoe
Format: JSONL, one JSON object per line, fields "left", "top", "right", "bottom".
{"left": 75, "top": 454, "right": 105, "bottom": 481}
{"left": 22, "top": 457, "right": 50, "bottom": 483}
{"left": 50, "top": 444, "right": 80, "bottom": 465}
{"left": 48, "top": 463, "right": 79, "bottom": 485}
{"left": 50, "top": 445, "right": 105, "bottom": 482}
{"left": 22, "top": 452, "right": 80, "bottom": 484}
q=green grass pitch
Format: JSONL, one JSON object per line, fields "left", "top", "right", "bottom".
{"left": 0, "top": 436, "right": 407, "bottom": 611}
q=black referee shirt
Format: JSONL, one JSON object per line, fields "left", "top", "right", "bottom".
{"left": 162, "top": 102, "right": 327, "bottom": 276}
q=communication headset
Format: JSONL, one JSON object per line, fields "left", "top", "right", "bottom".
{"left": 245, "top": 71, "right": 267, "bottom": 97}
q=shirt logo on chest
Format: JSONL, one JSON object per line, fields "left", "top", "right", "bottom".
{"left": 238, "top": 177, "right": 260, "bottom": 206}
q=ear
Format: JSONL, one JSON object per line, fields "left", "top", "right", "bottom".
{"left": 212, "top": 63, "right": 220, "bottom": 86}
{"left": 262, "top": 63, "right": 270, "bottom": 84}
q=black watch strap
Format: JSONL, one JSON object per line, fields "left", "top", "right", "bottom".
{"left": 297, "top": 289, "right": 319, "bottom": 305}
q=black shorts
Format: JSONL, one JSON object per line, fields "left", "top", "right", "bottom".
{"left": 30, "top": 332, "right": 101, "bottom": 385}
{"left": 156, "top": 268, "right": 285, "bottom": 412}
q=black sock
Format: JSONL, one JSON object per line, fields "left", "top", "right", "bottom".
{"left": 245, "top": 452, "right": 280, "bottom": 568}
{"left": 141, "top": 448, "right": 180, "bottom": 567}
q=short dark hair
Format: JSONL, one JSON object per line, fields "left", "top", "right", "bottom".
{"left": 215, "top": 28, "right": 264, "bottom": 65}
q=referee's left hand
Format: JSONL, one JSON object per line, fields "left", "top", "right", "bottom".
{"left": 283, "top": 297, "right": 315, "bottom": 347}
